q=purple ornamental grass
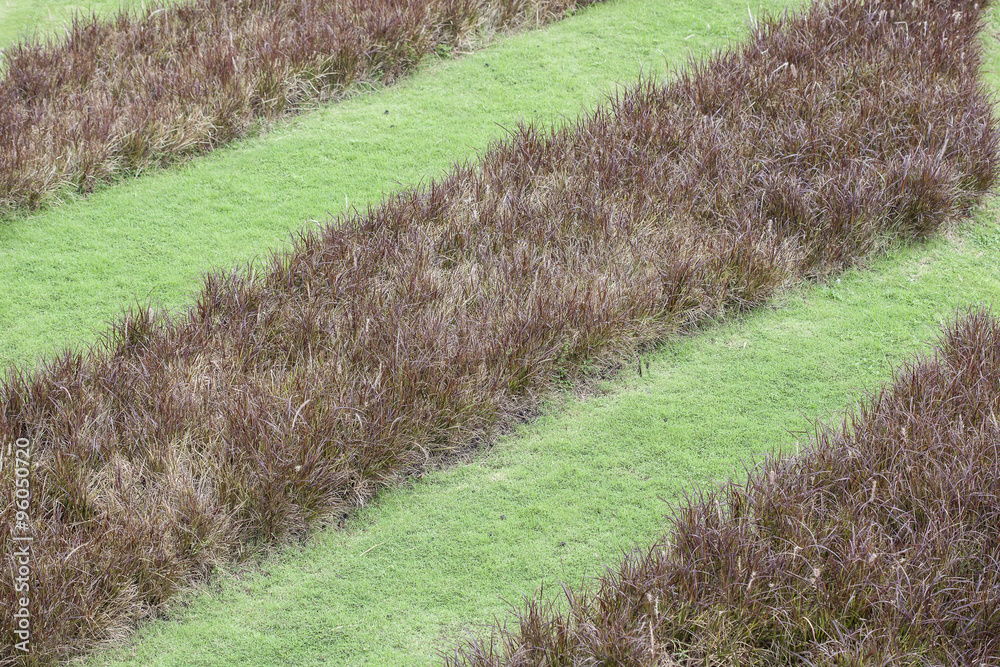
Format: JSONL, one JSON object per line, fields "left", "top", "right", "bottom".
{"left": 1, "top": 0, "right": 998, "bottom": 663}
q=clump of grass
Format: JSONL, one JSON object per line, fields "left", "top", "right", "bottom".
{"left": 0, "top": 0, "right": 598, "bottom": 215}
{"left": 1, "top": 0, "right": 997, "bottom": 663}
{"left": 444, "top": 305, "right": 1000, "bottom": 666}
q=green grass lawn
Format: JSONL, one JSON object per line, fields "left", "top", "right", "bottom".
{"left": 0, "top": 0, "right": 154, "bottom": 50}
{"left": 2, "top": 0, "right": 997, "bottom": 664}
{"left": 0, "top": 0, "right": 781, "bottom": 373}
{"left": 73, "top": 215, "right": 1000, "bottom": 666}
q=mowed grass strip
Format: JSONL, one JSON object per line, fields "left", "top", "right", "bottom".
{"left": 2, "top": 0, "right": 996, "bottom": 663}
{"left": 447, "top": 303, "right": 1000, "bottom": 665}
{"left": 0, "top": 0, "right": 725, "bottom": 373}
{"left": 0, "top": 0, "right": 604, "bottom": 214}
{"left": 449, "top": 4, "right": 1000, "bottom": 663}
{"left": 0, "top": 0, "right": 152, "bottom": 51}
{"left": 0, "top": 0, "right": 781, "bottom": 663}
{"left": 73, "top": 2, "right": 1000, "bottom": 664}
{"left": 77, "top": 212, "right": 1000, "bottom": 666}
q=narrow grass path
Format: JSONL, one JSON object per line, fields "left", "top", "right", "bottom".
{"left": 75, "top": 213, "right": 1000, "bottom": 667}
{"left": 0, "top": 0, "right": 766, "bottom": 372}
{"left": 66, "top": 3, "right": 1000, "bottom": 667}
{"left": 0, "top": 0, "right": 151, "bottom": 49}
{"left": 2, "top": 0, "right": 992, "bottom": 664}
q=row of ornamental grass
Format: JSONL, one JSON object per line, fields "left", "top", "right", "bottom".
{"left": 446, "top": 306, "right": 1000, "bottom": 665}
{"left": 2, "top": 0, "right": 997, "bottom": 663}
{"left": 0, "top": 0, "right": 598, "bottom": 215}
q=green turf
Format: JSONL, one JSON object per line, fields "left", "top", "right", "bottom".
{"left": 63, "top": 2, "right": 1000, "bottom": 667}
{"left": 0, "top": 0, "right": 784, "bottom": 373}
{"left": 0, "top": 0, "right": 155, "bottom": 50}
{"left": 73, "top": 213, "right": 1000, "bottom": 667}
{"left": 4, "top": 0, "right": 995, "bottom": 664}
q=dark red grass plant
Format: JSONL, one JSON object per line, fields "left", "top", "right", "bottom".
{"left": 0, "top": 0, "right": 599, "bottom": 214}
{"left": 443, "top": 307, "right": 1000, "bottom": 666}
{"left": 1, "top": 0, "right": 997, "bottom": 663}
